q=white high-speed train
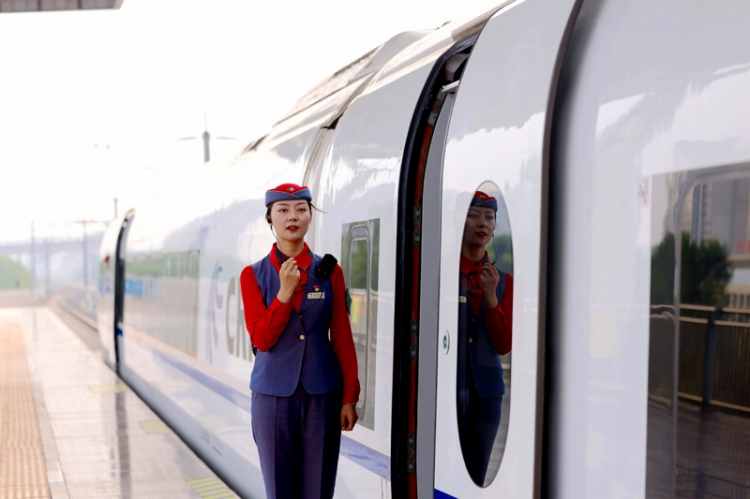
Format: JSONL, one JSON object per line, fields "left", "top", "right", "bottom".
{"left": 96, "top": 0, "right": 750, "bottom": 497}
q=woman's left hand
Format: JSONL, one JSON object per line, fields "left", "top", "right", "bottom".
{"left": 341, "top": 404, "right": 358, "bottom": 431}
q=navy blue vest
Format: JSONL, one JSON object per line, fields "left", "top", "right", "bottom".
{"left": 458, "top": 267, "right": 507, "bottom": 399}
{"left": 249, "top": 252, "right": 343, "bottom": 397}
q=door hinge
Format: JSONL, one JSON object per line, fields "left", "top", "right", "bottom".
{"left": 412, "top": 206, "right": 422, "bottom": 246}
{"left": 407, "top": 433, "right": 416, "bottom": 473}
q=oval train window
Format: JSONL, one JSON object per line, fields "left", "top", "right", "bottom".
{"left": 456, "top": 182, "right": 513, "bottom": 487}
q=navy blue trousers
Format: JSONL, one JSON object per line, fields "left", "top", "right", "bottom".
{"left": 457, "top": 364, "right": 502, "bottom": 486}
{"left": 251, "top": 383, "right": 342, "bottom": 499}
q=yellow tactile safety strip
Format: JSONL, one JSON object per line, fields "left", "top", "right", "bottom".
{"left": 0, "top": 321, "right": 50, "bottom": 499}
{"left": 138, "top": 419, "right": 170, "bottom": 435}
{"left": 188, "top": 477, "right": 238, "bottom": 499}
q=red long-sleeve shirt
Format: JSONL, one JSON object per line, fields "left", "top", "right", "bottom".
{"left": 460, "top": 253, "right": 513, "bottom": 355}
{"left": 240, "top": 244, "right": 360, "bottom": 405}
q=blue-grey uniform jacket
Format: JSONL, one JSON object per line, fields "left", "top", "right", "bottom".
{"left": 249, "top": 253, "right": 343, "bottom": 397}
{"left": 458, "top": 269, "right": 508, "bottom": 399}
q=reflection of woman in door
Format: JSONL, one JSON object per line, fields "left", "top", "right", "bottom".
{"left": 457, "top": 191, "right": 513, "bottom": 485}
{"left": 240, "top": 183, "right": 360, "bottom": 498}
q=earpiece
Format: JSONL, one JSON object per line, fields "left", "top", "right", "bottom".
{"left": 266, "top": 217, "right": 272, "bottom": 225}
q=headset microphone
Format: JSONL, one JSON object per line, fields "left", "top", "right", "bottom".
{"left": 490, "top": 231, "right": 500, "bottom": 267}
{"left": 267, "top": 219, "right": 280, "bottom": 246}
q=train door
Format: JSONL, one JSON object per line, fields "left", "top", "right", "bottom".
{"left": 113, "top": 210, "right": 134, "bottom": 373}
{"left": 403, "top": 37, "right": 477, "bottom": 498}
{"left": 415, "top": 0, "right": 581, "bottom": 497}
{"left": 97, "top": 210, "right": 133, "bottom": 369}
{"left": 98, "top": 217, "right": 122, "bottom": 369}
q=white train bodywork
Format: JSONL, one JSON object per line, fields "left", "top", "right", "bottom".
{"left": 97, "top": 0, "right": 750, "bottom": 497}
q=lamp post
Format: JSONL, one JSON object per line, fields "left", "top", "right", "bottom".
{"left": 203, "top": 128, "right": 210, "bottom": 163}
{"left": 44, "top": 239, "right": 50, "bottom": 296}
{"left": 175, "top": 116, "right": 235, "bottom": 164}
{"left": 30, "top": 222, "right": 36, "bottom": 296}
{"left": 72, "top": 219, "right": 108, "bottom": 313}
{"left": 81, "top": 220, "right": 88, "bottom": 291}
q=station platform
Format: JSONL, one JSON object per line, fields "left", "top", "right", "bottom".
{"left": 0, "top": 305, "right": 240, "bottom": 499}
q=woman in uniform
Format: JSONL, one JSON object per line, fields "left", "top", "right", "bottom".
{"left": 240, "top": 183, "right": 360, "bottom": 499}
{"left": 457, "top": 190, "right": 513, "bottom": 485}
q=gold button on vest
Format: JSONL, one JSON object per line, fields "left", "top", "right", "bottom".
{"left": 300, "top": 334, "right": 305, "bottom": 340}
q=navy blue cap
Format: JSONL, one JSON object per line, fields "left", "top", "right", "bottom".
{"left": 470, "top": 190, "right": 498, "bottom": 211}
{"left": 265, "top": 183, "right": 312, "bottom": 207}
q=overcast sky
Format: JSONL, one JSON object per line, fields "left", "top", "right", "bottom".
{"left": 0, "top": 0, "right": 494, "bottom": 243}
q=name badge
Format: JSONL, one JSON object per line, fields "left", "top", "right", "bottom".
{"left": 307, "top": 292, "right": 325, "bottom": 300}
{"left": 459, "top": 296, "right": 467, "bottom": 303}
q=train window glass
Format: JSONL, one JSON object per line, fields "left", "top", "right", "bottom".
{"left": 647, "top": 172, "right": 750, "bottom": 497}
{"left": 456, "top": 182, "right": 513, "bottom": 487}
{"left": 350, "top": 240, "right": 368, "bottom": 290}
{"left": 341, "top": 219, "right": 380, "bottom": 430}
{"left": 124, "top": 250, "right": 200, "bottom": 357}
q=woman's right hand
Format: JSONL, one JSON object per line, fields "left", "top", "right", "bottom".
{"left": 276, "top": 258, "right": 300, "bottom": 303}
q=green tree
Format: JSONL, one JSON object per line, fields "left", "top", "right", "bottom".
{"left": 651, "top": 232, "right": 732, "bottom": 307}
{"left": 487, "top": 234, "right": 513, "bottom": 275}
{"left": 651, "top": 232, "right": 675, "bottom": 306}
{"left": 680, "top": 232, "right": 732, "bottom": 306}
{"left": 0, "top": 255, "right": 31, "bottom": 289}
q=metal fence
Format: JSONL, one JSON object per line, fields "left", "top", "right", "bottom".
{"left": 679, "top": 305, "right": 750, "bottom": 413}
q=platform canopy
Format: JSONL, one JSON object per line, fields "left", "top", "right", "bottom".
{"left": 0, "top": 0, "right": 121, "bottom": 13}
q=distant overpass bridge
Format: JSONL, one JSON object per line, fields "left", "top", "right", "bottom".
{"left": 0, "top": 0, "right": 122, "bottom": 13}
{"left": 0, "top": 238, "right": 96, "bottom": 256}
{"left": 0, "top": 232, "right": 105, "bottom": 295}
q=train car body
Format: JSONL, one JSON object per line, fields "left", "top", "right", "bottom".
{"left": 97, "top": 0, "right": 750, "bottom": 497}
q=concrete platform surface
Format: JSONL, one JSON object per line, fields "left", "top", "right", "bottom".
{"left": 0, "top": 307, "right": 240, "bottom": 499}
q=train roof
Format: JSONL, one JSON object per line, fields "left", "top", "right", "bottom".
{"left": 274, "top": 30, "right": 431, "bottom": 125}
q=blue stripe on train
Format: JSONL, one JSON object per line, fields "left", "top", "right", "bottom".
{"left": 435, "top": 489, "right": 459, "bottom": 499}
{"left": 133, "top": 337, "right": 391, "bottom": 480}
{"left": 124, "top": 278, "right": 143, "bottom": 296}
